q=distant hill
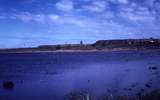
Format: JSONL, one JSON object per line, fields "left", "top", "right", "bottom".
{"left": 0, "top": 38, "right": 160, "bottom": 52}
{"left": 93, "top": 39, "right": 160, "bottom": 50}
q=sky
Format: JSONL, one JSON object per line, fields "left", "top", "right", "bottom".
{"left": 0, "top": 0, "right": 160, "bottom": 48}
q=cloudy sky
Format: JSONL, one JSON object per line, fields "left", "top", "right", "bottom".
{"left": 0, "top": 0, "right": 160, "bottom": 48}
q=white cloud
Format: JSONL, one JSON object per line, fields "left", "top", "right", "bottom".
{"left": 14, "top": 12, "right": 33, "bottom": 22}
{"left": 33, "top": 14, "right": 46, "bottom": 23}
{"left": 119, "top": 4, "right": 155, "bottom": 22}
{"left": 101, "top": 11, "right": 114, "bottom": 19}
{"left": 49, "top": 14, "right": 88, "bottom": 27}
{"left": 56, "top": 0, "right": 73, "bottom": 12}
{"left": 49, "top": 14, "right": 60, "bottom": 20}
{"left": 117, "top": 0, "right": 128, "bottom": 4}
{"left": 83, "top": 1, "right": 108, "bottom": 12}
{"left": 107, "top": 0, "right": 128, "bottom": 4}
{"left": 10, "top": 12, "right": 45, "bottom": 23}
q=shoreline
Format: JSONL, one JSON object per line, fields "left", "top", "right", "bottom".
{"left": 0, "top": 49, "right": 160, "bottom": 54}
{"left": 1, "top": 38, "right": 160, "bottom": 54}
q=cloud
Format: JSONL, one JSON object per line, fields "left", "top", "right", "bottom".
{"left": 117, "top": 0, "right": 128, "bottom": 4}
{"left": 47, "top": 13, "right": 133, "bottom": 36}
{"left": 100, "top": 11, "right": 114, "bottom": 19}
{"left": 9, "top": 12, "right": 46, "bottom": 23}
{"left": 83, "top": 1, "right": 108, "bottom": 12}
{"left": 13, "top": 12, "right": 33, "bottom": 22}
{"left": 33, "top": 14, "right": 46, "bottom": 23}
{"left": 49, "top": 14, "right": 91, "bottom": 27}
{"left": 56, "top": 0, "right": 73, "bottom": 12}
{"left": 0, "top": 0, "right": 134, "bottom": 36}
{"left": 118, "top": 2, "right": 155, "bottom": 23}
{"left": 49, "top": 14, "right": 60, "bottom": 20}
{"left": 21, "top": 0, "right": 38, "bottom": 4}
{"left": 154, "top": 2, "right": 160, "bottom": 12}
{"left": 0, "top": 15, "right": 5, "bottom": 19}
{"left": 106, "top": 0, "right": 128, "bottom": 4}
{"left": 144, "top": 0, "right": 155, "bottom": 7}
{"left": 7, "top": 12, "right": 92, "bottom": 28}
{"left": 1, "top": 0, "right": 160, "bottom": 39}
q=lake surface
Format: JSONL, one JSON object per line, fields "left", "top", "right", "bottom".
{"left": 0, "top": 51, "right": 160, "bottom": 100}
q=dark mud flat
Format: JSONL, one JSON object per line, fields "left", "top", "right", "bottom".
{"left": 0, "top": 51, "right": 160, "bottom": 100}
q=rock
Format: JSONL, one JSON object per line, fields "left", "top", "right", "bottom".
{"left": 87, "top": 80, "right": 91, "bottom": 83}
{"left": 149, "top": 66, "right": 158, "bottom": 70}
{"left": 3, "top": 81, "right": 14, "bottom": 90}
{"left": 152, "top": 67, "right": 158, "bottom": 70}
{"left": 145, "top": 84, "right": 151, "bottom": 88}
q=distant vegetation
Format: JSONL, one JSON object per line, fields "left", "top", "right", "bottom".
{"left": 1, "top": 38, "right": 160, "bottom": 52}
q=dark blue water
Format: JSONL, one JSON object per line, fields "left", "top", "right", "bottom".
{"left": 0, "top": 51, "right": 160, "bottom": 100}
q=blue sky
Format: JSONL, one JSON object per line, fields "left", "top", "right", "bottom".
{"left": 0, "top": 0, "right": 160, "bottom": 48}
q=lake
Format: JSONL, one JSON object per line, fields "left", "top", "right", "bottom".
{"left": 0, "top": 51, "right": 160, "bottom": 100}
